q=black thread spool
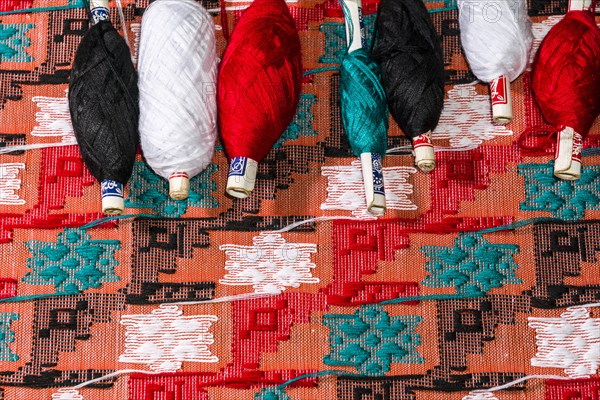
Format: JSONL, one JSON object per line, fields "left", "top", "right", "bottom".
{"left": 68, "top": 0, "right": 139, "bottom": 214}
{"left": 372, "top": 0, "right": 445, "bottom": 172}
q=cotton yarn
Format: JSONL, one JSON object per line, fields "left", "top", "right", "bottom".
{"left": 339, "top": 0, "right": 388, "bottom": 214}
{"left": 138, "top": 0, "right": 217, "bottom": 200}
{"left": 372, "top": 0, "right": 444, "bottom": 172}
{"left": 530, "top": 7, "right": 600, "bottom": 180}
{"left": 531, "top": 9, "right": 600, "bottom": 140}
{"left": 340, "top": 50, "right": 389, "bottom": 158}
{"left": 217, "top": 0, "right": 302, "bottom": 199}
{"left": 458, "top": 0, "right": 532, "bottom": 83}
{"left": 458, "top": 0, "right": 532, "bottom": 123}
{"left": 69, "top": 1, "right": 139, "bottom": 215}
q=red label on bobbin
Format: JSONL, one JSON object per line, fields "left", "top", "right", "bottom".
{"left": 170, "top": 171, "right": 189, "bottom": 179}
{"left": 572, "top": 132, "right": 583, "bottom": 162}
{"left": 490, "top": 76, "right": 508, "bottom": 106}
{"left": 413, "top": 133, "right": 433, "bottom": 149}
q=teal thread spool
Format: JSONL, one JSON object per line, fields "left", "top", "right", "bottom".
{"left": 339, "top": 0, "right": 389, "bottom": 215}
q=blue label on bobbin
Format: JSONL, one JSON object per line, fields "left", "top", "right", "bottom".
{"left": 371, "top": 153, "right": 385, "bottom": 196}
{"left": 228, "top": 157, "right": 248, "bottom": 177}
{"left": 91, "top": 6, "right": 109, "bottom": 24}
{"left": 101, "top": 180, "right": 123, "bottom": 198}
{"left": 358, "top": 7, "right": 367, "bottom": 48}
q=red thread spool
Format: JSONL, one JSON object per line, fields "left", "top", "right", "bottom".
{"left": 530, "top": 7, "right": 600, "bottom": 180}
{"left": 218, "top": 0, "right": 303, "bottom": 198}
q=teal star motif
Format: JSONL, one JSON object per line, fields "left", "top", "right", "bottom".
{"left": 255, "top": 388, "right": 290, "bottom": 400}
{"left": 274, "top": 94, "right": 318, "bottom": 148}
{"left": 518, "top": 161, "right": 600, "bottom": 221}
{"left": 323, "top": 304, "right": 423, "bottom": 375}
{"left": 125, "top": 162, "right": 219, "bottom": 217}
{"left": 0, "top": 313, "right": 18, "bottom": 362}
{"left": 24, "top": 228, "right": 120, "bottom": 294}
{"left": 421, "top": 233, "right": 520, "bottom": 296}
{"left": 0, "top": 24, "right": 34, "bottom": 63}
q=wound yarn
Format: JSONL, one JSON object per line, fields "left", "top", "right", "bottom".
{"left": 339, "top": 3, "right": 388, "bottom": 159}
{"left": 69, "top": 1, "right": 139, "bottom": 215}
{"left": 372, "top": 0, "right": 445, "bottom": 139}
{"left": 457, "top": 0, "right": 532, "bottom": 83}
{"left": 457, "top": 0, "right": 532, "bottom": 123}
{"left": 218, "top": 0, "right": 302, "bottom": 199}
{"left": 531, "top": 9, "right": 600, "bottom": 140}
{"left": 138, "top": 0, "right": 218, "bottom": 200}
{"left": 339, "top": 0, "right": 388, "bottom": 215}
{"left": 529, "top": 7, "right": 600, "bottom": 180}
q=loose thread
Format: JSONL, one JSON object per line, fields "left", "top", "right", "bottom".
{"left": 277, "top": 370, "right": 355, "bottom": 389}
{"left": 71, "top": 369, "right": 159, "bottom": 390}
{"left": 0, "top": 4, "right": 83, "bottom": 15}
{"left": 114, "top": 0, "right": 131, "bottom": 52}
{"left": 268, "top": 216, "right": 368, "bottom": 233}
{"left": 0, "top": 142, "right": 75, "bottom": 154}
{"left": 172, "top": 291, "right": 281, "bottom": 306}
{"left": 79, "top": 213, "right": 159, "bottom": 230}
{"left": 380, "top": 292, "right": 482, "bottom": 305}
{"left": 273, "top": 215, "right": 568, "bottom": 234}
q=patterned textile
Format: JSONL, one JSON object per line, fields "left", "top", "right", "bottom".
{"left": 0, "top": 0, "right": 598, "bottom": 399}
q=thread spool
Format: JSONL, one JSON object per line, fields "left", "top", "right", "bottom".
{"left": 530, "top": 2, "right": 600, "bottom": 180}
{"left": 217, "top": 0, "right": 302, "bottom": 199}
{"left": 553, "top": 0, "right": 594, "bottom": 180}
{"left": 372, "top": 0, "right": 444, "bottom": 173}
{"left": 138, "top": 0, "right": 218, "bottom": 201}
{"left": 340, "top": 0, "right": 387, "bottom": 215}
{"left": 69, "top": 0, "right": 139, "bottom": 215}
{"left": 457, "top": 0, "right": 532, "bottom": 124}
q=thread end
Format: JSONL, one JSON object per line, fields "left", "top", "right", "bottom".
{"left": 413, "top": 133, "right": 435, "bottom": 173}
{"left": 490, "top": 75, "right": 513, "bottom": 125}
{"left": 101, "top": 180, "right": 124, "bottom": 215}
{"left": 360, "top": 153, "right": 386, "bottom": 215}
{"left": 226, "top": 157, "right": 258, "bottom": 199}
{"left": 169, "top": 172, "right": 190, "bottom": 201}
{"left": 554, "top": 127, "right": 582, "bottom": 180}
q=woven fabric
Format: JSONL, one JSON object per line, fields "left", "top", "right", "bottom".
{"left": 0, "top": 0, "right": 598, "bottom": 399}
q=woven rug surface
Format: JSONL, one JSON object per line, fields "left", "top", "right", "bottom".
{"left": 0, "top": 0, "right": 598, "bottom": 399}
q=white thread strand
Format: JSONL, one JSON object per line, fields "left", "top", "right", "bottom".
{"left": 115, "top": 0, "right": 130, "bottom": 52}
{"left": 172, "top": 291, "right": 281, "bottom": 305}
{"left": 457, "top": 0, "right": 533, "bottom": 82}
{"left": 138, "top": 0, "right": 218, "bottom": 181}
{"left": 71, "top": 369, "right": 157, "bottom": 389}
{"left": 269, "top": 216, "right": 365, "bottom": 233}
{"left": 472, "top": 374, "right": 579, "bottom": 393}
{"left": 0, "top": 142, "right": 74, "bottom": 154}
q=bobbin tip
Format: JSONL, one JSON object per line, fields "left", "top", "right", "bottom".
{"left": 554, "top": 127, "right": 582, "bottom": 181}
{"left": 368, "top": 194, "right": 386, "bottom": 215}
{"left": 554, "top": 161, "right": 581, "bottom": 180}
{"left": 490, "top": 75, "right": 513, "bottom": 125}
{"left": 101, "top": 180, "right": 124, "bottom": 215}
{"left": 413, "top": 133, "right": 435, "bottom": 173}
{"left": 169, "top": 172, "right": 190, "bottom": 201}
{"left": 226, "top": 157, "right": 258, "bottom": 199}
{"left": 360, "top": 153, "right": 386, "bottom": 215}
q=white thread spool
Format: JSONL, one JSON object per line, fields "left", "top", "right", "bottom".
{"left": 344, "top": 0, "right": 386, "bottom": 215}
{"left": 457, "top": 0, "right": 532, "bottom": 124}
{"left": 138, "top": 0, "right": 218, "bottom": 200}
